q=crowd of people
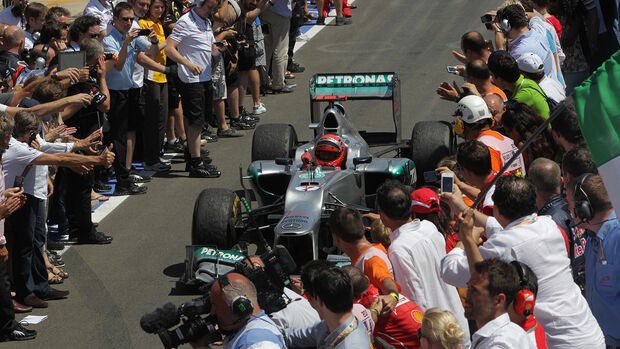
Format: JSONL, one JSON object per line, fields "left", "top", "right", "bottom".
{"left": 185, "top": 1, "right": 619, "bottom": 348}
{"left": 0, "top": 0, "right": 360, "bottom": 343}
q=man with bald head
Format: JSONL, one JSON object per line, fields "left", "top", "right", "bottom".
{"left": 483, "top": 93, "right": 506, "bottom": 129}
{"left": 453, "top": 31, "right": 491, "bottom": 63}
{"left": 193, "top": 273, "right": 285, "bottom": 349}
{"left": 0, "top": 25, "right": 25, "bottom": 81}
{"left": 528, "top": 158, "right": 585, "bottom": 290}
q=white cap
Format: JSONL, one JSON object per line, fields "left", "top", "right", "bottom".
{"left": 516, "top": 52, "right": 544, "bottom": 73}
{"left": 455, "top": 95, "right": 492, "bottom": 123}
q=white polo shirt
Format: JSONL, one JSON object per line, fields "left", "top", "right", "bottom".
{"left": 169, "top": 9, "right": 214, "bottom": 83}
{"left": 389, "top": 219, "right": 470, "bottom": 348}
{"left": 441, "top": 214, "right": 606, "bottom": 349}
{"left": 471, "top": 313, "right": 531, "bottom": 349}
{"left": 2, "top": 136, "right": 74, "bottom": 200}
{"left": 83, "top": 0, "right": 114, "bottom": 33}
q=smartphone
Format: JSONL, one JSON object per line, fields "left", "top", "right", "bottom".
{"left": 28, "top": 131, "right": 37, "bottom": 145}
{"left": 423, "top": 170, "right": 439, "bottom": 183}
{"left": 138, "top": 29, "right": 151, "bottom": 36}
{"left": 104, "top": 52, "right": 115, "bottom": 60}
{"left": 441, "top": 172, "right": 455, "bottom": 193}
{"left": 446, "top": 66, "right": 458, "bottom": 74}
{"left": 13, "top": 175, "right": 24, "bottom": 188}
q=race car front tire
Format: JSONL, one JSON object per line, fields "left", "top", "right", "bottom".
{"left": 192, "top": 188, "right": 241, "bottom": 247}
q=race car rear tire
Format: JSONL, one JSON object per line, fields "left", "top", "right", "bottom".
{"left": 251, "top": 124, "right": 298, "bottom": 162}
{"left": 410, "top": 121, "right": 454, "bottom": 181}
{"left": 192, "top": 188, "right": 241, "bottom": 247}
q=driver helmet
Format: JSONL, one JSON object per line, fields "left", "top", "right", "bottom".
{"left": 315, "top": 134, "right": 346, "bottom": 167}
{"left": 454, "top": 95, "right": 492, "bottom": 135}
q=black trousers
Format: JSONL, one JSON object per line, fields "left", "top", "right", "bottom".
{"left": 107, "top": 90, "right": 131, "bottom": 180}
{"left": 8, "top": 195, "right": 50, "bottom": 301}
{"left": 0, "top": 251, "right": 15, "bottom": 334}
{"left": 288, "top": 0, "right": 305, "bottom": 63}
{"left": 142, "top": 80, "right": 168, "bottom": 165}
{"left": 59, "top": 167, "right": 96, "bottom": 240}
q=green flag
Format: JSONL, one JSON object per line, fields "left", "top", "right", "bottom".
{"left": 574, "top": 50, "right": 620, "bottom": 214}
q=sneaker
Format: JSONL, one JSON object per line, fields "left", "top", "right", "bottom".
{"left": 188, "top": 162, "right": 221, "bottom": 178}
{"left": 316, "top": 16, "right": 325, "bottom": 25}
{"left": 93, "top": 181, "right": 112, "bottom": 193}
{"left": 144, "top": 161, "right": 172, "bottom": 172}
{"left": 271, "top": 85, "right": 295, "bottom": 94}
{"left": 1, "top": 323, "right": 36, "bottom": 341}
{"left": 217, "top": 128, "right": 243, "bottom": 138}
{"left": 252, "top": 103, "right": 267, "bottom": 115}
{"left": 185, "top": 161, "right": 217, "bottom": 172}
{"left": 77, "top": 231, "right": 113, "bottom": 245}
{"left": 230, "top": 118, "right": 256, "bottom": 130}
{"left": 164, "top": 140, "right": 185, "bottom": 153}
{"left": 114, "top": 181, "right": 147, "bottom": 196}
{"left": 287, "top": 62, "right": 305, "bottom": 73}
{"left": 159, "top": 157, "right": 172, "bottom": 165}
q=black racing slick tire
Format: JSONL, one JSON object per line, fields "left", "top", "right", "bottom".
{"left": 251, "top": 124, "right": 298, "bottom": 162}
{"left": 410, "top": 121, "right": 455, "bottom": 179}
{"left": 192, "top": 188, "right": 241, "bottom": 247}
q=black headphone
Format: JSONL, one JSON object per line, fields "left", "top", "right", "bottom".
{"left": 511, "top": 261, "right": 535, "bottom": 317}
{"left": 574, "top": 173, "right": 595, "bottom": 223}
{"left": 218, "top": 274, "right": 253, "bottom": 319}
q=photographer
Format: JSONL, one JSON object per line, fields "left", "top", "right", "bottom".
{"left": 54, "top": 38, "right": 114, "bottom": 245}
{"left": 192, "top": 272, "right": 286, "bottom": 349}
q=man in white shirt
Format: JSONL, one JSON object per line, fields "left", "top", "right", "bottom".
{"left": 4, "top": 110, "right": 114, "bottom": 308}
{"left": 376, "top": 180, "right": 470, "bottom": 348}
{"left": 23, "top": 2, "right": 47, "bottom": 50}
{"left": 467, "top": 258, "right": 531, "bottom": 348}
{"left": 516, "top": 52, "right": 566, "bottom": 103}
{"left": 83, "top": 0, "right": 114, "bottom": 34}
{"left": 165, "top": 0, "right": 235, "bottom": 178}
{"left": 441, "top": 175, "right": 606, "bottom": 348}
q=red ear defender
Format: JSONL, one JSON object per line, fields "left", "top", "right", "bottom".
{"left": 514, "top": 289, "right": 535, "bottom": 317}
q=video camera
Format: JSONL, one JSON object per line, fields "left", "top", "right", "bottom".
{"left": 140, "top": 293, "right": 221, "bottom": 349}
{"left": 143, "top": 245, "right": 296, "bottom": 348}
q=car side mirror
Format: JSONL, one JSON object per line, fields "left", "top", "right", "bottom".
{"left": 353, "top": 156, "right": 372, "bottom": 168}
{"left": 275, "top": 158, "right": 293, "bottom": 166}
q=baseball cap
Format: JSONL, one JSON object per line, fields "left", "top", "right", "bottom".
{"left": 411, "top": 188, "right": 441, "bottom": 214}
{"left": 516, "top": 53, "right": 544, "bottom": 73}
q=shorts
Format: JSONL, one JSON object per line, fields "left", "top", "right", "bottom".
{"left": 212, "top": 55, "right": 227, "bottom": 100}
{"left": 178, "top": 80, "right": 213, "bottom": 126}
{"left": 127, "top": 87, "right": 145, "bottom": 131}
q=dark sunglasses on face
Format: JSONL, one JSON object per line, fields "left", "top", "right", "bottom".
{"left": 120, "top": 16, "right": 135, "bottom": 21}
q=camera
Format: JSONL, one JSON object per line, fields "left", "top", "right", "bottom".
{"left": 481, "top": 14, "right": 495, "bottom": 30}
{"left": 140, "top": 293, "right": 222, "bottom": 349}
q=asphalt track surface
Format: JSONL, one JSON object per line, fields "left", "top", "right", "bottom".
{"left": 7, "top": 0, "right": 497, "bottom": 347}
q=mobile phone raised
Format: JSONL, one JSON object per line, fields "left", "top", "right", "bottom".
{"left": 138, "top": 29, "right": 151, "bottom": 36}
{"left": 441, "top": 173, "right": 455, "bottom": 193}
{"left": 446, "top": 66, "right": 458, "bottom": 74}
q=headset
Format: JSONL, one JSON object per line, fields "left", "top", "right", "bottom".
{"left": 218, "top": 274, "right": 254, "bottom": 320}
{"left": 573, "top": 173, "right": 595, "bottom": 223}
{"left": 511, "top": 261, "right": 535, "bottom": 317}
{"left": 500, "top": 18, "right": 511, "bottom": 33}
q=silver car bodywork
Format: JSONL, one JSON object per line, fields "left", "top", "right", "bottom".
{"left": 247, "top": 106, "right": 416, "bottom": 259}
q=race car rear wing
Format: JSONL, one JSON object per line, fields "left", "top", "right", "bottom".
{"left": 309, "top": 72, "right": 402, "bottom": 145}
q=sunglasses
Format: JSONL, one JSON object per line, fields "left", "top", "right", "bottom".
{"left": 120, "top": 17, "right": 135, "bottom": 21}
{"left": 89, "top": 33, "right": 100, "bottom": 38}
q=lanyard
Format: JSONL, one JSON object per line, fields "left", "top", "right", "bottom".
{"left": 319, "top": 318, "right": 358, "bottom": 349}
{"left": 598, "top": 238, "right": 607, "bottom": 265}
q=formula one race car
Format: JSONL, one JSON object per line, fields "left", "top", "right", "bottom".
{"left": 183, "top": 72, "right": 454, "bottom": 283}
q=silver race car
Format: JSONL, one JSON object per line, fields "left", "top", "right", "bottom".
{"left": 185, "top": 72, "right": 455, "bottom": 281}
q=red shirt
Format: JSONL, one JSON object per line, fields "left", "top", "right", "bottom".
{"left": 359, "top": 284, "right": 423, "bottom": 349}
{"left": 476, "top": 173, "right": 497, "bottom": 217}
{"left": 521, "top": 315, "right": 548, "bottom": 349}
{"left": 545, "top": 15, "right": 562, "bottom": 39}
